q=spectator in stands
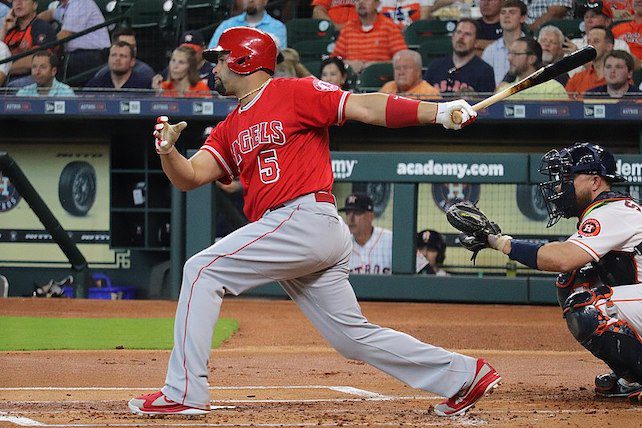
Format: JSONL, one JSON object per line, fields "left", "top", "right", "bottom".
{"left": 16, "top": 50, "right": 74, "bottom": 96}
{"left": 565, "top": 26, "right": 614, "bottom": 96}
{"left": 379, "top": 0, "right": 429, "bottom": 29}
{"left": 537, "top": 25, "right": 568, "bottom": 84}
{"left": 339, "top": 193, "right": 392, "bottom": 275}
{"left": 380, "top": 49, "right": 440, "bottom": 98}
{"left": 157, "top": 46, "right": 209, "bottom": 98}
{"left": 612, "top": 0, "right": 642, "bottom": 60}
{"left": 538, "top": 25, "right": 563, "bottom": 65}
{"left": 312, "top": 0, "right": 357, "bottom": 31}
{"left": 85, "top": 41, "right": 152, "bottom": 90}
{"left": 37, "top": 0, "right": 110, "bottom": 85}
{"left": 424, "top": 18, "right": 495, "bottom": 93}
{"left": 588, "top": 50, "right": 638, "bottom": 97}
{"left": 332, "top": 0, "right": 407, "bottom": 73}
{"left": 0, "top": 40, "right": 10, "bottom": 85}
{"left": 91, "top": 27, "right": 155, "bottom": 85}
{"left": 275, "top": 47, "right": 312, "bottom": 77}
{"left": 565, "top": 1, "right": 633, "bottom": 74}
{"left": 153, "top": 31, "right": 216, "bottom": 91}
{"left": 0, "top": 0, "right": 56, "bottom": 84}
{"left": 498, "top": 37, "right": 568, "bottom": 98}
{"left": 208, "top": 0, "right": 286, "bottom": 49}
{"left": 482, "top": 0, "right": 526, "bottom": 86}
{"left": 416, "top": 229, "right": 449, "bottom": 276}
{"left": 525, "top": 0, "right": 572, "bottom": 32}
{"left": 475, "top": 0, "right": 503, "bottom": 54}
{"left": 319, "top": 55, "right": 350, "bottom": 89}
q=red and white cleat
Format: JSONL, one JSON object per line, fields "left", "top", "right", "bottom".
{"left": 128, "top": 391, "right": 210, "bottom": 416}
{"left": 434, "top": 358, "right": 501, "bottom": 417}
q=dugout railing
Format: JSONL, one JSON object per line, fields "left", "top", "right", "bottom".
{"left": 180, "top": 151, "right": 642, "bottom": 306}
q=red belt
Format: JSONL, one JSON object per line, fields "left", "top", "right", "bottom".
{"left": 270, "top": 191, "right": 335, "bottom": 211}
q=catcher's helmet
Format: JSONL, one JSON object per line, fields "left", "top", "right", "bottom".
{"left": 538, "top": 142, "right": 627, "bottom": 227}
{"left": 202, "top": 27, "right": 282, "bottom": 75}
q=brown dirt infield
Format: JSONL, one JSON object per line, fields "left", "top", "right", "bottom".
{"left": 0, "top": 297, "right": 640, "bottom": 427}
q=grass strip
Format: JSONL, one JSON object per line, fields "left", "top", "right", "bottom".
{"left": 0, "top": 317, "right": 238, "bottom": 351}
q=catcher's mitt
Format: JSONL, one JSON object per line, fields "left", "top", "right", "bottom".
{"left": 446, "top": 202, "right": 502, "bottom": 263}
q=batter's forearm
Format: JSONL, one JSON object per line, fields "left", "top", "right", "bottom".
{"left": 160, "top": 150, "right": 199, "bottom": 192}
{"left": 345, "top": 93, "right": 438, "bottom": 126}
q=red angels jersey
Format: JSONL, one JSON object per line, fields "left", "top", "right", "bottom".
{"left": 567, "top": 197, "right": 642, "bottom": 281}
{"left": 201, "top": 78, "right": 351, "bottom": 222}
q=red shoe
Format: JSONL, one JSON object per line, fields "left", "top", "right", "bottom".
{"left": 434, "top": 358, "right": 501, "bottom": 417}
{"left": 128, "top": 391, "right": 210, "bottom": 415}
{"left": 629, "top": 390, "right": 642, "bottom": 405}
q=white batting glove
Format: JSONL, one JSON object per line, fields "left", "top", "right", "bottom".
{"left": 435, "top": 99, "right": 477, "bottom": 130}
{"left": 488, "top": 233, "right": 513, "bottom": 254}
{"left": 153, "top": 116, "right": 188, "bottom": 155}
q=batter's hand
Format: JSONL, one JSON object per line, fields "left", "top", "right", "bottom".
{"left": 153, "top": 116, "right": 187, "bottom": 155}
{"left": 435, "top": 99, "right": 476, "bottom": 130}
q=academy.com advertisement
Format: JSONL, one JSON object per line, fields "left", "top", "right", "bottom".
{"left": 0, "top": 143, "right": 121, "bottom": 267}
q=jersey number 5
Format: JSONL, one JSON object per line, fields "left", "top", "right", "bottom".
{"left": 258, "top": 149, "right": 281, "bottom": 184}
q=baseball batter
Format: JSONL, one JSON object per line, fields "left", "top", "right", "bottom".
{"left": 128, "top": 27, "right": 500, "bottom": 418}
{"left": 454, "top": 143, "right": 642, "bottom": 403}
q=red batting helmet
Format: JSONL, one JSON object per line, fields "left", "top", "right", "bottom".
{"left": 202, "top": 27, "right": 282, "bottom": 75}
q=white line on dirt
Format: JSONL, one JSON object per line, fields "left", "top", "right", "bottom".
{"left": 327, "top": 386, "right": 392, "bottom": 399}
{"left": 0, "top": 412, "right": 44, "bottom": 426}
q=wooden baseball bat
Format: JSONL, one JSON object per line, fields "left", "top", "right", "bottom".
{"left": 451, "top": 45, "right": 597, "bottom": 124}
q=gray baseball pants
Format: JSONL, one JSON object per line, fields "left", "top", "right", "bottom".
{"left": 162, "top": 192, "right": 477, "bottom": 409}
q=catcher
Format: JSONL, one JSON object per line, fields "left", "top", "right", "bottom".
{"left": 447, "top": 142, "right": 642, "bottom": 404}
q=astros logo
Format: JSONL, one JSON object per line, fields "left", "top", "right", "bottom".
{"left": 0, "top": 175, "right": 21, "bottom": 212}
{"left": 578, "top": 218, "right": 601, "bottom": 237}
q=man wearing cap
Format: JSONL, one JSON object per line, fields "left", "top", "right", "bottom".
{"left": 153, "top": 30, "right": 216, "bottom": 91}
{"left": 416, "top": 229, "right": 449, "bottom": 276}
{"left": 565, "top": 1, "right": 635, "bottom": 76}
{"left": 339, "top": 193, "right": 393, "bottom": 275}
{"left": 207, "top": 0, "right": 287, "bottom": 49}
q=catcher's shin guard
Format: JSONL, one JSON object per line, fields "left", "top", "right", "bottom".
{"left": 563, "top": 286, "right": 642, "bottom": 383}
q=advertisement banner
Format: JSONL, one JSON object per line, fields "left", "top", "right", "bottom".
{"left": 0, "top": 143, "right": 125, "bottom": 268}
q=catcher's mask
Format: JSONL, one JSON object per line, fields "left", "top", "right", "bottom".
{"left": 538, "top": 142, "right": 627, "bottom": 227}
{"left": 202, "top": 27, "right": 283, "bottom": 75}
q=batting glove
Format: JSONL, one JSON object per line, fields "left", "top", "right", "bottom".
{"left": 153, "top": 116, "right": 188, "bottom": 155}
{"left": 435, "top": 99, "right": 477, "bottom": 130}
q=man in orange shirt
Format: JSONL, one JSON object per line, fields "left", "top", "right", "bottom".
{"left": 332, "top": 0, "right": 408, "bottom": 73}
{"left": 380, "top": 49, "right": 440, "bottom": 99}
{"left": 312, "top": 0, "right": 358, "bottom": 30}
{"left": 565, "top": 26, "right": 614, "bottom": 96}
{"left": 612, "top": 0, "right": 642, "bottom": 59}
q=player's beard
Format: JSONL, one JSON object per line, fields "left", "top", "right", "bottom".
{"left": 214, "top": 77, "right": 227, "bottom": 95}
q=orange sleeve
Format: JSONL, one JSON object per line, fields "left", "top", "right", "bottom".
{"left": 565, "top": 74, "right": 578, "bottom": 94}
{"left": 380, "top": 81, "right": 396, "bottom": 93}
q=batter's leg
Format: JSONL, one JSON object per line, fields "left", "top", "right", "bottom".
{"left": 162, "top": 197, "right": 353, "bottom": 408}
{"left": 280, "top": 269, "right": 477, "bottom": 398}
